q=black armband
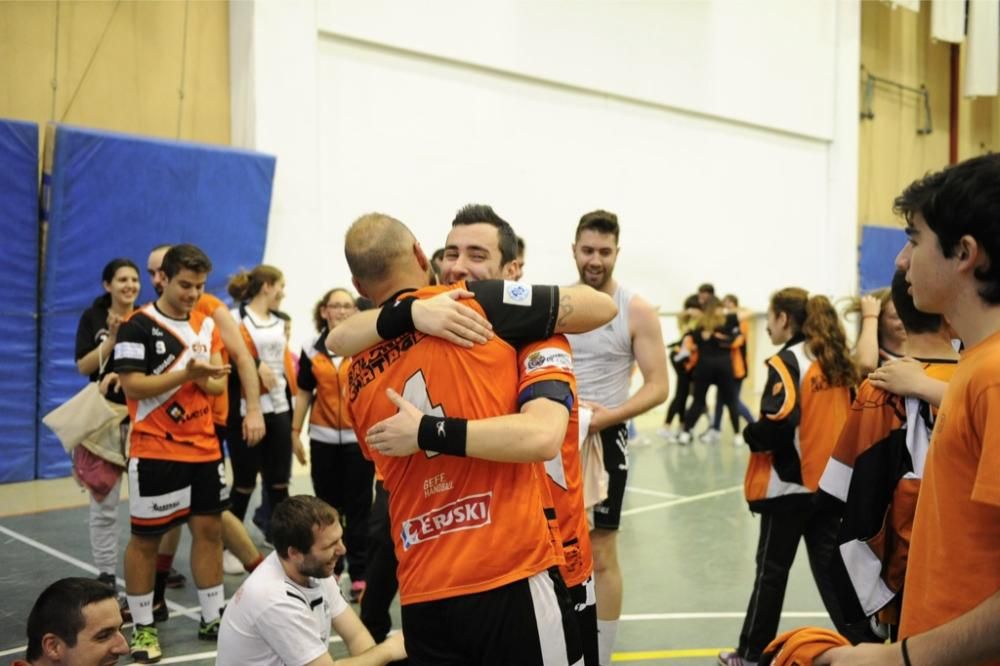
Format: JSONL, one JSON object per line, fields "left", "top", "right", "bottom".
{"left": 376, "top": 297, "right": 416, "bottom": 340}
{"left": 418, "top": 415, "right": 468, "bottom": 457}
{"left": 517, "top": 380, "right": 574, "bottom": 413}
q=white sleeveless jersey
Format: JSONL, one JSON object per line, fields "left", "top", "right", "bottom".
{"left": 567, "top": 284, "right": 633, "bottom": 409}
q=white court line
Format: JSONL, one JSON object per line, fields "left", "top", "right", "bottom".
{"left": 621, "top": 485, "right": 743, "bottom": 517}
{"left": 625, "top": 486, "right": 683, "bottom": 499}
{"left": 0, "top": 523, "right": 202, "bottom": 622}
{"left": 621, "top": 611, "right": 828, "bottom": 621}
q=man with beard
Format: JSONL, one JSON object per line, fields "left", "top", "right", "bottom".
{"left": 218, "top": 496, "right": 406, "bottom": 666}
{"left": 567, "top": 210, "right": 668, "bottom": 666}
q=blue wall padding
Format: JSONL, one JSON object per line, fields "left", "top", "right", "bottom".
{"left": 37, "top": 124, "right": 275, "bottom": 478}
{"left": 0, "top": 120, "right": 40, "bottom": 483}
{"left": 859, "top": 225, "right": 907, "bottom": 292}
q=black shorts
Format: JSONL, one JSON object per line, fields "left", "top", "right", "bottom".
{"left": 401, "top": 568, "right": 583, "bottom": 666}
{"left": 591, "top": 423, "right": 629, "bottom": 531}
{"left": 127, "top": 457, "right": 230, "bottom": 536}
{"left": 569, "top": 576, "right": 598, "bottom": 666}
{"left": 227, "top": 411, "right": 292, "bottom": 489}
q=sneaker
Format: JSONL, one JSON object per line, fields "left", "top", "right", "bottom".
{"left": 676, "top": 431, "right": 693, "bottom": 445}
{"left": 732, "top": 433, "right": 745, "bottom": 447}
{"left": 165, "top": 567, "right": 186, "bottom": 589}
{"left": 130, "top": 624, "right": 162, "bottom": 663}
{"left": 350, "top": 580, "right": 367, "bottom": 603}
{"left": 699, "top": 428, "right": 722, "bottom": 443}
{"left": 223, "top": 549, "right": 243, "bottom": 575}
{"left": 718, "top": 650, "right": 757, "bottom": 666}
{"left": 198, "top": 615, "right": 222, "bottom": 641}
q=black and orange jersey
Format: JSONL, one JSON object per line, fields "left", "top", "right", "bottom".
{"left": 298, "top": 330, "right": 355, "bottom": 444}
{"left": 517, "top": 336, "right": 593, "bottom": 588}
{"left": 348, "top": 280, "right": 562, "bottom": 605}
{"left": 668, "top": 333, "right": 699, "bottom": 375}
{"left": 193, "top": 293, "right": 230, "bottom": 427}
{"left": 819, "top": 360, "right": 957, "bottom": 625}
{"left": 692, "top": 313, "right": 741, "bottom": 362}
{"left": 901, "top": 331, "right": 1000, "bottom": 640}
{"left": 114, "top": 302, "right": 223, "bottom": 462}
{"left": 730, "top": 318, "right": 749, "bottom": 380}
{"left": 743, "top": 336, "right": 852, "bottom": 512}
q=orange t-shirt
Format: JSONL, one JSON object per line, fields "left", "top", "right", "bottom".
{"left": 348, "top": 282, "right": 562, "bottom": 605}
{"left": 901, "top": 330, "right": 1000, "bottom": 643}
{"left": 517, "top": 336, "right": 593, "bottom": 588}
{"left": 194, "top": 293, "right": 229, "bottom": 426}
{"left": 115, "top": 302, "right": 223, "bottom": 462}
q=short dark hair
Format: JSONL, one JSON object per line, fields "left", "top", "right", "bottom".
{"left": 895, "top": 154, "right": 1000, "bottom": 304}
{"left": 161, "top": 243, "right": 212, "bottom": 279}
{"left": 576, "top": 209, "right": 619, "bottom": 243}
{"left": 452, "top": 204, "right": 518, "bottom": 266}
{"left": 26, "top": 578, "right": 117, "bottom": 660}
{"left": 698, "top": 283, "right": 715, "bottom": 295}
{"left": 272, "top": 495, "right": 340, "bottom": 559}
{"left": 683, "top": 294, "right": 701, "bottom": 310}
{"left": 515, "top": 236, "right": 525, "bottom": 259}
{"left": 891, "top": 269, "right": 942, "bottom": 335}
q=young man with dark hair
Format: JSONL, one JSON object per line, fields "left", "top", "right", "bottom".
{"left": 819, "top": 154, "right": 1000, "bottom": 664}
{"left": 116, "top": 243, "right": 231, "bottom": 662}
{"left": 217, "top": 496, "right": 405, "bottom": 666}
{"left": 569, "top": 209, "right": 669, "bottom": 665}
{"left": 17, "top": 578, "right": 128, "bottom": 666}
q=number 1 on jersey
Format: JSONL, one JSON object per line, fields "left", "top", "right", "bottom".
{"left": 401, "top": 371, "right": 444, "bottom": 459}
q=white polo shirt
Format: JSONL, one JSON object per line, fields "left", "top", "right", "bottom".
{"left": 217, "top": 552, "right": 349, "bottom": 666}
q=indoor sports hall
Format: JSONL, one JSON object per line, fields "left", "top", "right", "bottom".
{"left": 1, "top": 1, "right": 994, "bottom": 665}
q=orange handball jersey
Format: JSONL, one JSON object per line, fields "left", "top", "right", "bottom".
{"left": 114, "top": 302, "right": 223, "bottom": 463}
{"left": 901, "top": 331, "right": 1000, "bottom": 643}
{"left": 194, "top": 293, "right": 229, "bottom": 427}
{"left": 348, "top": 280, "right": 563, "bottom": 605}
{"left": 517, "top": 336, "right": 593, "bottom": 588}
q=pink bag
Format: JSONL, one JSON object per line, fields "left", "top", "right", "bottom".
{"left": 73, "top": 445, "right": 122, "bottom": 502}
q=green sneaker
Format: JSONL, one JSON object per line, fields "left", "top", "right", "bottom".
{"left": 198, "top": 615, "right": 222, "bottom": 641}
{"left": 130, "top": 624, "right": 161, "bottom": 663}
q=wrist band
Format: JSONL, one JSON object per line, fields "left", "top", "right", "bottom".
{"left": 376, "top": 297, "right": 416, "bottom": 339}
{"left": 417, "top": 415, "right": 468, "bottom": 457}
{"left": 901, "top": 637, "right": 912, "bottom": 666}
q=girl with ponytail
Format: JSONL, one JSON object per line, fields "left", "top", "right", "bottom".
{"left": 719, "top": 287, "right": 872, "bottom": 666}
{"left": 225, "top": 265, "right": 298, "bottom": 540}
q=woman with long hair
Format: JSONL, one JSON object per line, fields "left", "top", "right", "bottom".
{"left": 291, "top": 288, "right": 375, "bottom": 602}
{"left": 74, "top": 258, "right": 140, "bottom": 586}
{"left": 677, "top": 296, "right": 742, "bottom": 445}
{"left": 225, "top": 265, "right": 297, "bottom": 538}
{"left": 719, "top": 288, "right": 871, "bottom": 666}
{"left": 705, "top": 293, "right": 756, "bottom": 445}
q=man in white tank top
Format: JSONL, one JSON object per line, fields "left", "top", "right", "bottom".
{"left": 567, "top": 210, "right": 669, "bottom": 666}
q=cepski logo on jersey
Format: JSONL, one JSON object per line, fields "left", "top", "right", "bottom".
{"left": 525, "top": 347, "right": 573, "bottom": 373}
{"left": 400, "top": 492, "right": 493, "bottom": 551}
{"left": 502, "top": 281, "right": 532, "bottom": 306}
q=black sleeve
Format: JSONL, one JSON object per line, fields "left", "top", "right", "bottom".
{"left": 297, "top": 349, "right": 317, "bottom": 392}
{"left": 466, "top": 280, "right": 559, "bottom": 348}
{"left": 113, "top": 318, "right": 150, "bottom": 374}
{"left": 75, "top": 307, "right": 101, "bottom": 361}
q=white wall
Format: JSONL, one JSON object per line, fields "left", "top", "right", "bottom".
{"left": 232, "top": 0, "right": 860, "bottom": 388}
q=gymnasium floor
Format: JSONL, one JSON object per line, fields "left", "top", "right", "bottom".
{"left": 0, "top": 409, "right": 837, "bottom": 665}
